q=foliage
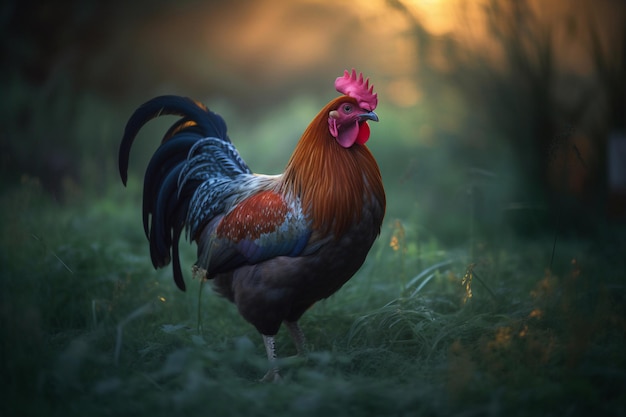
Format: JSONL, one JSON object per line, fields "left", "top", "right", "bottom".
{"left": 391, "top": 0, "right": 625, "bottom": 226}
{"left": 1, "top": 2, "right": 624, "bottom": 415}
{"left": 1, "top": 177, "right": 625, "bottom": 417}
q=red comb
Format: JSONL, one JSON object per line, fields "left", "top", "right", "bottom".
{"left": 335, "top": 69, "right": 378, "bottom": 111}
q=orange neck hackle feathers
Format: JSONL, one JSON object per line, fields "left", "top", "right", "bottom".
{"left": 281, "top": 96, "right": 385, "bottom": 237}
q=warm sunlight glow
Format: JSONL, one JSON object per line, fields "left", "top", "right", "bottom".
{"left": 405, "top": 0, "right": 457, "bottom": 34}
{"left": 387, "top": 78, "right": 422, "bottom": 107}
{"left": 402, "top": 0, "right": 489, "bottom": 35}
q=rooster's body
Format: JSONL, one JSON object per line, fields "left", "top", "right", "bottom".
{"left": 119, "top": 70, "right": 385, "bottom": 380}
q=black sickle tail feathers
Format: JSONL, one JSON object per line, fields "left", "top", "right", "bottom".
{"left": 119, "top": 96, "right": 228, "bottom": 185}
{"left": 118, "top": 96, "right": 231, "bottom": 291}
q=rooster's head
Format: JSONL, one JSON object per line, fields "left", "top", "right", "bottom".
{"left": 328, "top": 69, "right": 379, "bottom": 148}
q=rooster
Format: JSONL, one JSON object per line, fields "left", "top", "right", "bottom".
{"left": 119, "top": 69, "right": 385, "bottom": 381}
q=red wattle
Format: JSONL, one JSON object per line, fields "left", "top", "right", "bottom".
{"left": 356, "top": 122, "right": 370, "bottom": 145}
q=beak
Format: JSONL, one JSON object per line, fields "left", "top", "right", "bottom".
{"left": 358, "top": 111, "right": 379, "bottom": 122}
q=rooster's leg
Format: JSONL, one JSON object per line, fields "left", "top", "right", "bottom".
{"left": 285, "top": 321, "right": 307, "bottom": 356}
{"left": 261, "top": 335, "right": 281, "bottom": 382}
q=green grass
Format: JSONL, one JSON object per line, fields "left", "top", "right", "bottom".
{"left": 1, "top": 178, "right": 625, "bottom": 417}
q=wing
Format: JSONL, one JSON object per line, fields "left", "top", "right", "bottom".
{"left": 195, "top": 187, "right": 313, "bottom": 276}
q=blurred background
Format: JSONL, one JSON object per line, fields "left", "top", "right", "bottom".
{"left": 1, "top": 0, "right": 624, "bottom": 242}
{"left": 1, "top": 1, "right": 625, "bottom": 414}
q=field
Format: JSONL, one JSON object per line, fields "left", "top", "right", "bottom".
{"left": 2, "top": 1, "right": 625, "bottom": 411}
{"left": 2, "top": 173, "right": 624, "bottom": 417}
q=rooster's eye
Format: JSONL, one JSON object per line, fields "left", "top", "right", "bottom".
{"left": 342, "top": 104, "right": 353, "bottom": 113}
